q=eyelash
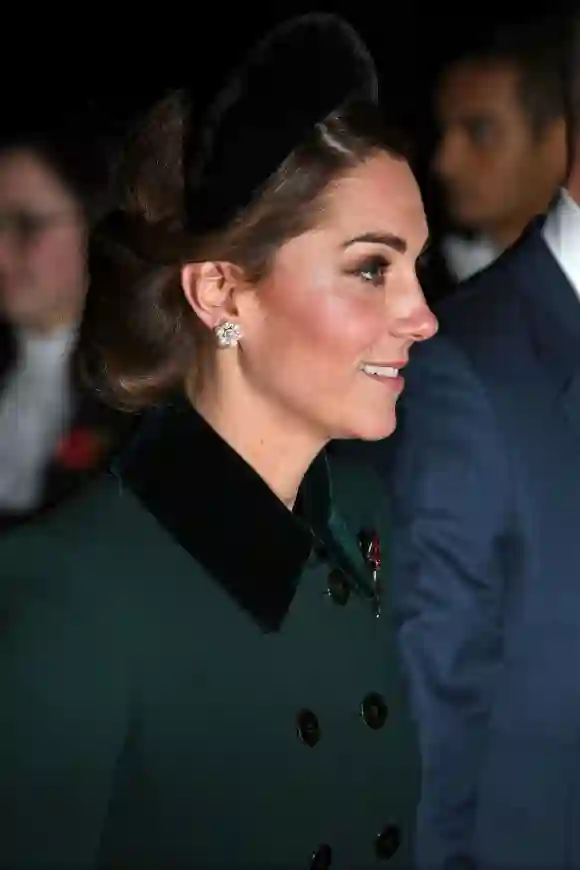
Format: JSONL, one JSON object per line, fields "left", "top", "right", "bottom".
{"left": 351, "top": 255, "right": 391, "bottom": 287}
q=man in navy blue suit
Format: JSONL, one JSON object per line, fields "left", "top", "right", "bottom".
{"left": 387, "top": 17, "right": 580, "bottom": 870}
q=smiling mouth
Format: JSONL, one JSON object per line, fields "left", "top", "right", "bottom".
{"left": 361, "top": 364, "right": 401, "bottom": 379}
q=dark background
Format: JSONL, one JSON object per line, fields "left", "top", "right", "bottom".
{"left": 5, "top": 2, "right": 577, "bottom": 158}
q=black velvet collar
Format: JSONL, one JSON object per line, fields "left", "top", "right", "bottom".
{"left": 112, "top": 398, "right": 374, "bottom": 631}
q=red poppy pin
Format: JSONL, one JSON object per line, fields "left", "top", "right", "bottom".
{"left": 54, "top": 426, "right": 109, "bottom": 472}
{"left": 359, "top": 529, "right": 381, "bottom": 575}
{"left": 358, "top": 528, "right": 382, "bottom": 618}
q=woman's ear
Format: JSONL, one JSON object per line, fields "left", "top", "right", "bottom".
{"left": 181, "top": 261, "right": 237, "bottom": 329}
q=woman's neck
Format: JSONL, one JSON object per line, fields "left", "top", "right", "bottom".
{"left": 189, "top": 379, "right": 326, "bottom": 511}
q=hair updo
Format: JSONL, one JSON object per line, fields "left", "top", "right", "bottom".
{"left": 81, "top": 90, "right": 410, "bottom": 411}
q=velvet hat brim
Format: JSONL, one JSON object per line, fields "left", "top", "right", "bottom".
{"left": 186, "top": 13, "right": 378, "bottom": 235}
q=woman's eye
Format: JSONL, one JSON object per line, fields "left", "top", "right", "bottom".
{"left": 358, "top": 257, "right": 389, "bottom": 286}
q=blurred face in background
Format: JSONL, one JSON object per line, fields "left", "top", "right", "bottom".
{"left": 0, "top": 148, "right": 88, "bottom": 334}
{"left": 433, "top": 60, "right": 566, "bottom": 246}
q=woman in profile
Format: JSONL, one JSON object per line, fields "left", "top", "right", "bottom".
{"left": 0, "top": 14, "right": 436, "bottom": 869}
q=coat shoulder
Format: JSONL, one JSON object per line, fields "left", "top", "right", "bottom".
{"left": 0, "top": 472, "right": 196, "bottom": 641}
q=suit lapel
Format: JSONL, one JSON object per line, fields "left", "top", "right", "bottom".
{"left": 560, "top": 372, "right": 580, "bottom": 443}
{"left": 513, "top": 225, "right": 580, "bottom": 444}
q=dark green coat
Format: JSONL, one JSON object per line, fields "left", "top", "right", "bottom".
{"left": 0, "top": 400, "right": 419, "bottom": 868}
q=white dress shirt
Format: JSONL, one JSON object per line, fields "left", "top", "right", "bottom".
{"left": 542, "top": 188, "right": 580, "bottom": 295}
{"left": 442, "top": 233, "right": 501, "bottom": 282}
{"left": 0, "top": 326, "right": 75, "bottom": 512}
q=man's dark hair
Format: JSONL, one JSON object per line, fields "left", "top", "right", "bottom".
{"left": 448, "top": 13, "right": 568, "bottom": 136}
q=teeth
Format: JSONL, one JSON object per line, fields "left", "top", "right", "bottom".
{"left": 362, "top": 365, "right": 399, "bottom": 378}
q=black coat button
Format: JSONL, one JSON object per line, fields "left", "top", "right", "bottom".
{"left": 296, "top": 709, "right": 321, "bottom": 747}
{"left": 315, "top": 542, "right": 329, "bottom": 561}
{"left": 309, "top": 843, "right": 332, "bottom": 868}
{"left": 375, "top": 824, "right": 401, "bottom": 860}
{"left": 327, "top": 569, "right": 350, "bottom": 605}
{"left": 361, "top": 692, "right": 388, "bottom": 730}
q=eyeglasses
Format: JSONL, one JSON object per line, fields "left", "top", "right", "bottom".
{"left": 0, "top": 210, "right": 80, "bottom": 245}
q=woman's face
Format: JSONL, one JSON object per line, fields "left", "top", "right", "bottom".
{"left": 235, "top": 150, "right": 437, "bottom": 442}
{"left": 0, "top": 149, "right": 87, "bottom": 332}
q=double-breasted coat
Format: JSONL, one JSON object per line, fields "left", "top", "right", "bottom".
{"left": 0, "top": 398, "right": 419, "bottom": 868}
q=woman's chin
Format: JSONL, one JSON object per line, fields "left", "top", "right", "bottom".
{"left": 339, "top": 411, "right": 398, "bottom": 443}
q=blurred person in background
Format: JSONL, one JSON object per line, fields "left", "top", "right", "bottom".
{"left": 385, "top": 10, "right": 580, "bottom": 869}
{"left": 431, "top": 15, "right": 567, "bottom": 285}
{"left": 0, "top": 125, "right": 131, "bottom": 531}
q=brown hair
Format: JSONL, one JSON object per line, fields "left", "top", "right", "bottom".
{"left": 81, "top": 90, "right": 409, "bottom": 411}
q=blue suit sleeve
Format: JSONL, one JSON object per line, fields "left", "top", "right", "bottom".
{"left": 387, "top": 336, "right": 513, "bottom": 870}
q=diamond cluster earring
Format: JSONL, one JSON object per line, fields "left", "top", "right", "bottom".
{"left": 214, "top": 321, "right": 242, "bottom": 348}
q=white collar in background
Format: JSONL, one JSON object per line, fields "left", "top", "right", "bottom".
{"left": 16, "top": 324, "right": 76, "bottom": 369}
{"left": 543, "top": 188, "right": 580, "bottom": 297}
{"left": 442, "top": 233, "right": 501, "bottom": 282}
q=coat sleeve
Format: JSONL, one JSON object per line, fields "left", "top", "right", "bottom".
{"left": 0, "top": 576, "right": 131, "bottom": 868}
{"left": 386, "top": 336, "right": 514, "bottom": 870}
